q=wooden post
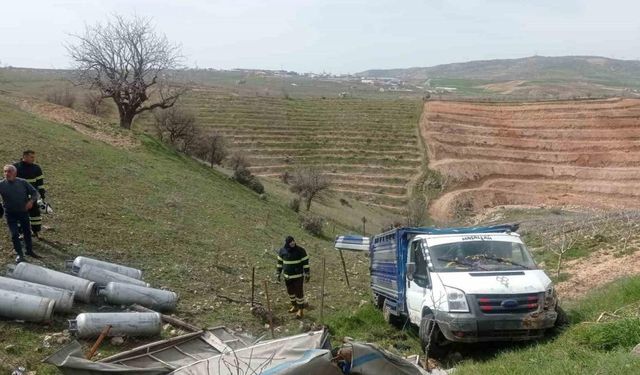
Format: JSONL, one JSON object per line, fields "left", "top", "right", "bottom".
{"left": 263, "top": 280, "right": 275, "bottom": 338}
{"left": 339, "top": 248, "right": 350, "bottom": 287}
{"left": 361, "top": 216, "right": 367, "bottom": 236}
{"left": 130, "top": 304, "right": 200, "bottom": 332}
{"left": 86, "top": 325, "right": 112, "bottom": 360}
{"left": 320, "top": 257, "right": 326, "bottom": 325}
{"left": 251, "top": 267, "right": 256, "bottom": 308}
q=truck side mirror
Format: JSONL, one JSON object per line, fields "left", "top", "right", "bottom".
{"left": 407, "top": 262, "right": 416, "bottom": 281}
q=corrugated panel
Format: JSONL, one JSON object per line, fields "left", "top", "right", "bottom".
{"left": 334, "top": 235, "right": 370, "bottom": 251}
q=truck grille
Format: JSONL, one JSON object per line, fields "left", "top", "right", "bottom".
{"left": 476, "top": 293, "right": 541, "bottom": 314}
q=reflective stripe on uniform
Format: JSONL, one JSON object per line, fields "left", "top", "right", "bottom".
{"left": 283, "top": 273, "right": 303, "bottom": 279}
{"left": 25, "top": 178, "right": 37, "bottom": 183}
{"left": 280, "top": 255, "right": 309, "bottom": 264}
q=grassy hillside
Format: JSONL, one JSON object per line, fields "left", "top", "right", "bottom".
{"left": 0, "top": 99, "right": 371, "bottom": 373}
{"left": 360, "top": 55, "right": 640, "bottom": 86}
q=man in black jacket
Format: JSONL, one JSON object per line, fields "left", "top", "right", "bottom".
{"left": 14, "top": 150, "right": 46, "bottom": 237}
{"left": 0, "top": 165, "right": 41, "bottom": 263}
{"left": 276, "top": 236, "right": 310, "bottom": 318}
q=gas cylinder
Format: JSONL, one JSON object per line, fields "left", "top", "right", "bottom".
{"left": 0, "top": 289, "right": 55, "bottom": 322}
{"left": 67, "top": 256, "right": 143, "bottom": 280}
{"left": 0, "top": 276, "right": 74, "bottom": 312}
{"left": 99, "top": 282, "right": 178, "bottom": 312}
{"left": 69, "top": 312, "right": 162, "bottom": 338}
{"left": 77, "top": 264, "right": 150, "bottom": 288}
{"left": 7, "top": 263, "right": 95, "bottom": 303}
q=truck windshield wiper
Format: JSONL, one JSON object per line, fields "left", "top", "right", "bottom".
{"left": 476, "top": 254, "right": 530, "bottom": 269}
{"left": 437, "top": 257, "right": 487, "bottom": 271}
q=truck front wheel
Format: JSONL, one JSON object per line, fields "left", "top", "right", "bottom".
{"left": 419, "top": 312, "right": 449, "bottom": 358}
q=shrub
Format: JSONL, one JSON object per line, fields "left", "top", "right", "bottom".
{"left": 195, "top": 132, "right": 227, "bottom": 167}
{"left": 46, "top": 88, "right": 76, "bottom": 108}
{"left": 83, "top": 92, "right": 107, "bottom": 115}
{"left": 153, "top": 107, "right": 198, "bottom": 153}
{"left": 280, "top": 171, "right": 291, "bottom": 184}
{"left": 233, "top": 167, "right": 253, "bottom": 185}
{"left": 300, "top": 214, "right": 324, "bottom": 236}
{"left": 339, "top": 198, "right": 352, "bottom": 208}
{"left": 289, "top": 198, "right": 301, "bottom": 213}
{"left": 232, "top": 166, "right": 264, "bottom": 194}
{"left": 227, "top": 153, "right": 250, "bottom": 172}
{"left": 247, "top": 177, "right": 265, "bottom": 194}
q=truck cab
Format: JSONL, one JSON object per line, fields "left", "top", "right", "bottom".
{"left": 339, "top": 225, "right": 559, "bottom": 354}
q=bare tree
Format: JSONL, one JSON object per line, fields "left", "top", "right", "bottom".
{"left": 227, "top": 153, "right": 250, "bottom": 172}
{"left": 153, "top": 107, "right": 198, "bottom": 153}
{"left": 196, "top": 132, "right": 228, "bottom": 167}
{"left": 83, "top": 92, "right": 106, "bottom": 115}
{"left": 290, "top": 167, "right": 330, "bottom": 211}
{"left": 67, "top": 15, "right": 184, "bottom": 129}
{"left": 547, "top": 224, "right": 578, "bottom": 279}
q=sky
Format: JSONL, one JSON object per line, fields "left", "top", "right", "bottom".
{"left": 2, "top": 0, "right": 640, "bottom": 74}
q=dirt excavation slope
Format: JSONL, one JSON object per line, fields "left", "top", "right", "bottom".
{"left": 422, "top": 98, "right": 640, "bottom": 220}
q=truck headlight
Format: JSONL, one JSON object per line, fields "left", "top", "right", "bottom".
{"left": 544, "top": 284, "right": 556, "bottom": 309}
{"left": 445, "top": 286, "right": 469, "bottom": 313}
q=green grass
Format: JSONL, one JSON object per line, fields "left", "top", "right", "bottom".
{"left": 454, "top": 277, "right": 640, "bottom": 374}
{"left": 326, "top": 303, "right": 421, "bottom": 353}
{"left": 0, "top": 99, "right": 371, "bottom": 373}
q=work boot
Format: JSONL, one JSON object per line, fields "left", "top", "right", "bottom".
{"left": 288, "top": 306, "right": 298, "bottom": 313}
{"left": 15, "top": 256, "right": 26, "bottom": 264}
{"left": 25, "top": 251, "right": 42, "bottom": 259}
{"left": 296, "top": 308, "right": 304, "bottom": 319}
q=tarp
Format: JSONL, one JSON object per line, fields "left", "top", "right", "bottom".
{"left": 348, "top": 342, "right": 428, "bottom": 375}
{"left": 43, "top": 341, "right": 172, "bottom": 375}
{"left": 170, "top": 330, "right": 330, "bottom": 374}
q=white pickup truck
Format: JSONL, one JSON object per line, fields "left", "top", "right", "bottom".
{"left": 335, "top": 224, "right": 561, "bottom": 355}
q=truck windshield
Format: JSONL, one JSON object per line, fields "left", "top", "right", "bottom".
{"left": 429, "top": 240, "right": 536, "bottom": 272}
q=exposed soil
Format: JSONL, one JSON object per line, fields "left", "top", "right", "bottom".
{"left": 422, "top": 98, "right": 640, "bottom": 221}
{"left": 0, "top": 94, "right": 138, "bottom": 149}
{"left": 556, "top": 246, "right": 640, "bottom": 300}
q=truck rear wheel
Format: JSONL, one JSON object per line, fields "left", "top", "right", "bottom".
{"left": 382, "top": 303, "right": 401, "bottom": 326}
{"left": 419, "top": 312, "right": 449, "bottom": 358}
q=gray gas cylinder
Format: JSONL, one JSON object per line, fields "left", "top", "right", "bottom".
{"left": 7, "top": 263, "right": 95, "bottom": 303}
{"left": 99, "top": 282, "right": 178, "bottom": 312}
{"left": 69, "top": 312, "right": 162, "bottom": 338}
{"left": 0, "top": 289, "right": 55, "bottom": 322}
{"left": 0, "top": 276, "right": 75, "bottom": 313}
{"left": 77, "top": 264, "right": 150, "bottom": 288}
{"left": 67, "top": 256, "right": 143, "bottom": 280}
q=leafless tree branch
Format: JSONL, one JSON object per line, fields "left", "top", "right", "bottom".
{"left": 67, "top": 14, "right": 185, "bottom": 129}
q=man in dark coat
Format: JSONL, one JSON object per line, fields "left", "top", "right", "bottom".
{"left": 276, "top": 236, "right": 310, "bottom": 318}
{"left": 0, "top": 165, "right": 41, "bottom": 263}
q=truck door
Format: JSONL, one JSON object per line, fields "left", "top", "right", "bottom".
{"left": 406, "top": 239, "right": 430, "bottom": 323}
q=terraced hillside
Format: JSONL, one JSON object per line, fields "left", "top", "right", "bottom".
{"left": 421, "top": 98, "right": 640, "bottom": 220}
{"left": 183, "top": 92, "right": 423, "bottom": 210}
